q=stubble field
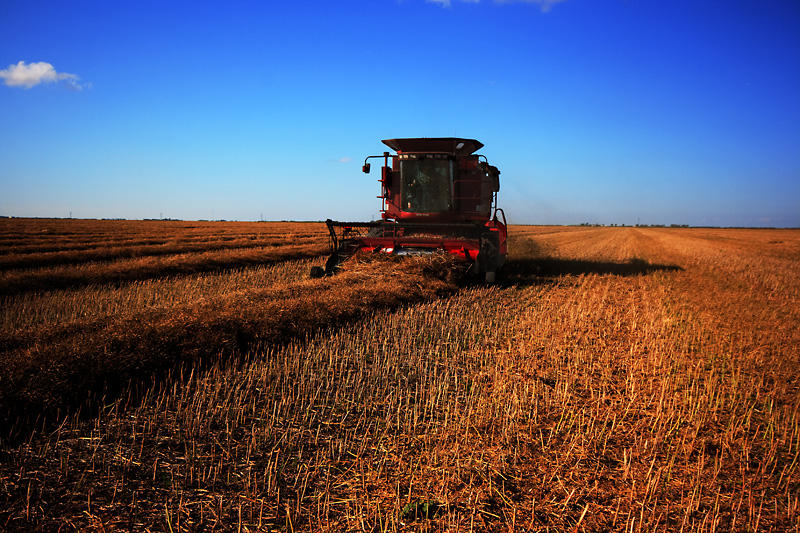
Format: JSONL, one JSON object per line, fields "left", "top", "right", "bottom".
{"left": 0, "top": 218, "right": 798, "bottom": 531}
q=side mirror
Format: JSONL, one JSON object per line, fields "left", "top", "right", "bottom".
{"left": 362, "top": 163, "right": 371, "bottom": 174}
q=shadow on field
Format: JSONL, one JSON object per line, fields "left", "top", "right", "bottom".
{"left": 500, "top": 235, "right": 682, "bottom": 285}
{"left": 502, "top": 257, "right": 682, "bottom": 285}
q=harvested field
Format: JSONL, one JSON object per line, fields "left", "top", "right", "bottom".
{"left": 0, "top": 243, "right": 328, "bottom": 296}
{"left": 0, "top": 257, "right": 319, "bottom": 332}
{"left": 0, "top": 219, "right": 798, "bottom": 531}
{"left": 0, "top": 235, "right": 324, "bottom": 270}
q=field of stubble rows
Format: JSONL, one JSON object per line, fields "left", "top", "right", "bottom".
{"left": 0, "top": 218, "right": 797, "bottom": 532}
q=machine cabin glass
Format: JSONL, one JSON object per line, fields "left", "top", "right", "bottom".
{"left": 400, "top": 157, "right": 453, "bottom": 213}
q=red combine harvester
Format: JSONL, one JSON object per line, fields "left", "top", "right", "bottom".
{"left": 312, "top": 137, "right": 507, "bottom": 282}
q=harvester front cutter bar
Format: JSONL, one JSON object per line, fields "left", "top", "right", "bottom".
{"left": 311, "top": 219, "right": 503, "bottom": 279}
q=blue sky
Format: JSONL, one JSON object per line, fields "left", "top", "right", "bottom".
{"left": 1, "top": 0, "right": 798, "bottom": 226}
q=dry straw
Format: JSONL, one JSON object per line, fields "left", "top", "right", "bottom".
{"left": 0, "top": 220, "right": 798, "bottom": 531}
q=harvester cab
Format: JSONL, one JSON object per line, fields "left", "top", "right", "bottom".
{"left": 312, "top": 137, "right": 507, "bottom": 282}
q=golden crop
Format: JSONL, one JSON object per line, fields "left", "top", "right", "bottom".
{"left": 0, "top": 219, "right": 797, "bottom": 531}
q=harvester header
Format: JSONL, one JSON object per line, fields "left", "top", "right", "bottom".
{"left": 312, "top": 137, "right": 507, "bottom": 282}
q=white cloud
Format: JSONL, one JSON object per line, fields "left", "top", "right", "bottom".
{"left": 503, "top": 0, "right": 567, "bottom": 12}
{"left": 338, "top": 157, "right": 352, "bottom": 164}
{"left": 428, "top": 0, "right": 566, "bottom": 10}
{"left": 0, "top": 61, "right": 88, "bottom": 90}
{"left": 427, "top": 0, "right": 480, "bottom": 5}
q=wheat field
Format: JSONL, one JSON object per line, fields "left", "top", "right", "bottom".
{"left": 0, "top": 219, "right": 797, "bottom": 531}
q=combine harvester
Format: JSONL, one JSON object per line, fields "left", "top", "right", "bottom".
{"left": 312, "top": 138, "right": 507, "bottom": 282}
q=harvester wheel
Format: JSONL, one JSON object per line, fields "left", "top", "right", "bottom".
{"left": 478, "top": 231, "right": 500, "bottom": 283}
{"left": 324, "top": 252, "right": 341, "bottom": 275}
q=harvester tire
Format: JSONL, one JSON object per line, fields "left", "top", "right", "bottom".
{"left": 478, "top": 231, "right": 500, "bottom": 280}
{"left": 324, "top": 253, "right": 341, "bottom": 275}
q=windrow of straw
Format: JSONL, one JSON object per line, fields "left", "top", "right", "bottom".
{"left": 0, "top": 218, "right": 322, "bottom": 237}
{"left": 0, "top": 237, "right": 173, "bottom": 255}
{"left": 0, "top": 234, "right": 325, "bottom": 270}
{"left": 0, "top": 242, "right": 329, "bottom": 296}
{"left": 0, "top": 229, "right": 324, "bottom": 251}
{"left": 1, "top": 257, "right": 320, "bottom": 335}
{"left": 0, "top": 227, "right": 327, "bottom": 255}
{"left": 0, "top": 254, "right": 462, "bottom": 441}
{"left": 0, "top": 219, "right": 326, "bottom": 252}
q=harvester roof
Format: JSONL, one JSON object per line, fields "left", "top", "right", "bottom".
{"left": 382, "top": 138, "right": 484, "bottom": 155}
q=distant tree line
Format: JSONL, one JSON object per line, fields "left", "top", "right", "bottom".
{"left": 577, "top": 222, "right": 690, "bottom": 228}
